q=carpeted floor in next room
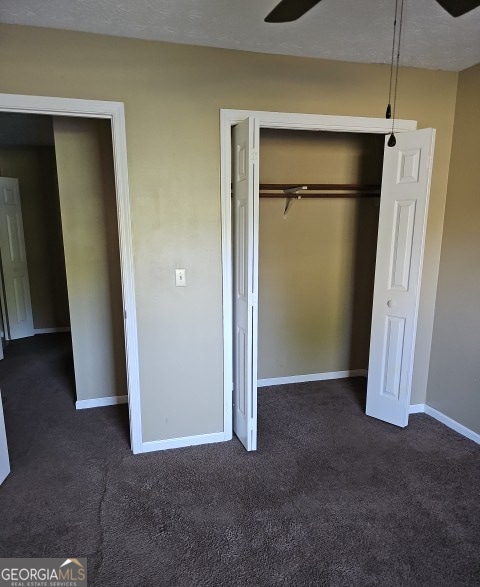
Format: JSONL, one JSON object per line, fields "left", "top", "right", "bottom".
{"left": 0, "top": 334, "right": 479, "bottom": 587}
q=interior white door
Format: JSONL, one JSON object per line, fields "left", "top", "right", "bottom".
{"left": 0, "top": 389, "right": 10, "bottom": 485}
{"left": 0, "top": 178, "right": 34, "bottom": 340}
{"left": 366, "top": 128, "right": 436, "bottom": 427}
{"left": 232, "top": 117, "right": 259, "bottom": 451}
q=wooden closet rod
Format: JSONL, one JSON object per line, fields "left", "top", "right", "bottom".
{"left": 260, "top": 183, "right": 380, "bottom": 191}
{"left": 259, "top": 192, "right": 379, "bottom": 199}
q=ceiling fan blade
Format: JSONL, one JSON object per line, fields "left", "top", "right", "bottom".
{"left": 265, "top": 0, "right": 324, "bottom": 23}
{"left": 435, "top": 0, "right": 480, "bottom": 16}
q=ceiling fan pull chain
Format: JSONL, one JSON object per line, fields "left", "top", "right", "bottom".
{"left": 388, "top": 0, "right": 405, "bottom": 147}
{"left": 386, "top": 0, "right": 399, "bottom": 119}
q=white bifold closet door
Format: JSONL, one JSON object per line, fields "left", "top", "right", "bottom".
{"left": 232, "top": 117, "right": 259, "bottom": 451}
{"left": 366, "top": 128, "right": 436, "bottom": 427}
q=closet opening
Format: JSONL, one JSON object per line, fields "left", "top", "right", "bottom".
{"left": 226, "top": 110, "right": 435, "bottom": 452}
{"left": 257, "top": 129, "right": 383, "bottom": 389}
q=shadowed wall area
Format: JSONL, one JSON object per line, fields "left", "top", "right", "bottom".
{"left": 0, "top": 142, "right": 70, "bottom": 331}
{"left": 426, "top": 64, "right": 480, "bottom": 435}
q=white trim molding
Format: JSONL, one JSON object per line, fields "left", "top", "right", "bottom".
{"left": 76, "top": 395, "right": 128, "bottom": 410}
{"left": 409, "top": 403, "right": 480, "bottom": 445}
{"left": 408, "top": 403, "right": 426, "bottom": 414}
{"left": 34, "top": 327, "right": 71, "bottom": 335}
{"left": 141, "top": 431, "right": 227, "bottom": 453}
{"left": 221, "top": 109, "right": 417, "bottom": 133}
{"left": 258, "top": 370, "right": 368, "bottom": 388}
{"left": 0, "top": 93, "right": 143, "bottom": 455}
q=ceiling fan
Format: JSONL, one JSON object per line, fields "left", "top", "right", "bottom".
{"left": 265, "top": 0, "right": 480, "bottom": 22}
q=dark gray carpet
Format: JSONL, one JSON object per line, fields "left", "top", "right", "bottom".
{"left": 0, "top": 334, "right": 479, "bottom": 587}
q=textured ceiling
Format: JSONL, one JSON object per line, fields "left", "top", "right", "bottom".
{"left": 1, "top": 0, "right": 479, "bottom": 71}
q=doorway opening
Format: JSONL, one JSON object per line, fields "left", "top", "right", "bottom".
{"left": 0, "top": 114, "right": 128, "bottom": 388}
{"left": 222, "top": 109, "right": 435, "bottom": 451}
{"left": 0, "top": 94, "right": 141, "bottom": 458}
{"left": 0, "top": 112, "right": 131, "bottom": 472}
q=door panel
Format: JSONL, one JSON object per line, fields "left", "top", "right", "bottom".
{"left": 232, "top": 118, "right": 259, "bottom": 451}
{"left": 366, "top": 129, "right": 436, "bottom": 427}
{"left": 389, "top": 200, "right": 416, "bottom": 290}
{"left": 383, "top": 316, "right": 406, "bottom": 399}
{"left": 0, "top": 178, "right": 34, "bottom": 340}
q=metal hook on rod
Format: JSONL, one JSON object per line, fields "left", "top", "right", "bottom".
{"left": 283, "top": 185, "right": 306, "bottom": 218}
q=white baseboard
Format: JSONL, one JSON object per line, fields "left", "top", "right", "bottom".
{"left": 409, "top": 403, "right": 426, "bottom": 414}
{"left": 409, "top": 403, "right": 479, "bottom": 445}
{"left": 75, "top": 395, "right": 128, "bottom": 410}
{"left": 34, "top": 327, "right": 71, "bottom": 335}
{"left": 141, "top": 431, "right": 226, "bottom": 453}
{"left": 424, "top": 405, "right": 480, "bottom": 445}
{"left": 139, "top": 403, "right": 479, "bottom": 454}
{"left": 257, "top": 369, "right": 368, "bottom": 388}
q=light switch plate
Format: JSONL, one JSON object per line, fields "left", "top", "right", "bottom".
{"left": 175, "top": 268, "right": 186, "bottom": 287}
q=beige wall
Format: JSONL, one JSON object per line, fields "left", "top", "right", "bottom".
{"left": 53, "top": 117, "right": 127, "bottom": 402}
{"left": 0, "top": 24, "right": 458, "bottom": 441}
{"left": 258, "top": 130, "right": 383, "bottom": 379}
{"left": 426, "top": 64, "right": 480, "bottom": 434}
{"left": 0, "top": 145, "right": 69, "bottom": 329}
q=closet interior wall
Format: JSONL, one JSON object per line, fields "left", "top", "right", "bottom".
{"left": 258, "top": 130, "right": 384, "bottom": 381}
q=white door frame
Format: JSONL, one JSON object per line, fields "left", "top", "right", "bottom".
{"left": 220, "top": 109, "right": 418, "bottom": 442}
{"left": 0, "top": 93, "right": 142, "bottom": 454}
